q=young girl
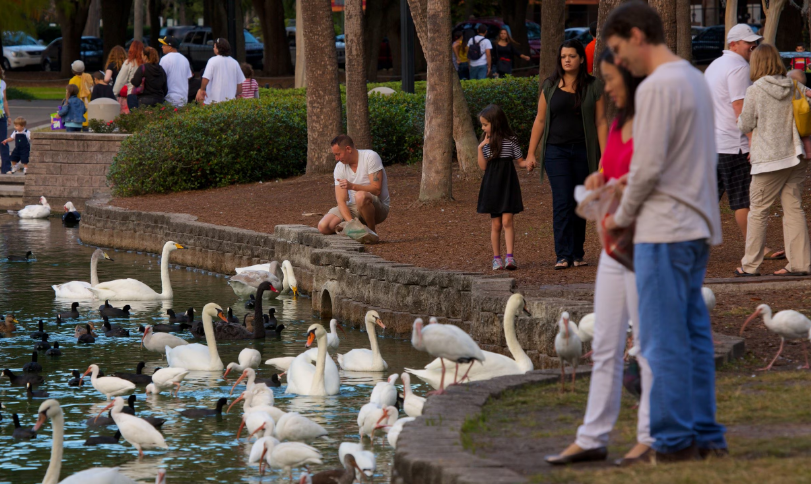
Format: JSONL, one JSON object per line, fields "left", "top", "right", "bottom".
{"left": 239, "top": 63, "right": 259, "bottom": 99}
{"left": 476, "top": 104, "right": 530, "bottom": 270}
{"left": 58, "top": 84, "right": 87, "bottom": 133}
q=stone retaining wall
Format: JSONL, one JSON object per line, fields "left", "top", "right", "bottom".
{"left": 25, "top": 132, "right": 129, "bottom": 211}
{"left": 79, "top": 199, "right": 594, "bottom": 369}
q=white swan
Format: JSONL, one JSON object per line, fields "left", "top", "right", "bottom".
{"left": 33, "top": 399, "right": 139, "bottom": 484}
{"left": 280, "top": 260, "right": 298, "bottom": 296}
{"left": 166, "top": 303, "right": 228, "bottom": 371}
{"left": 406, "top": 294, "right": 533, "bottom": 389}
{"left": 90, "top": 242, "right": 185, "bottom": 300}
{"left": 400, "top": 372, "right": 425, "bottom": 417}
{"left": 286, "top": 324, "right": 340, "bottom": 396}
{"left": 228, "top": 261, "right": 282, "bottom": 299}
{"left": 52, "top": 249, "right": 114, "bottom": 300}
{"left": 18, "top": 196, "right": 51, "bottom": 219}
{"left": 369, "top": 374, "right": 398, "bottom": 407}
{"left": 338, "top": 310, "right": 388, "bottom": 372}
{"left": 327, "top": 319, "right": 344, "bottom": 352}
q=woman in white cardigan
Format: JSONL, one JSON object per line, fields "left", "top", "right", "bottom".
{"left": 112, "top": 40, "right": 145, "bottom": 112}
{"left": 736, "top": 43, "right": 809, "bottom": 277}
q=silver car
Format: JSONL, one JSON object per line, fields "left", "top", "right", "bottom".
{"left": 2, "top": 32, "right": 45, "bottom": 71}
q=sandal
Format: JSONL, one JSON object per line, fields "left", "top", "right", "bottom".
{"left": 764, "top": 249, "right": 787, "bottom": 261}
{"left": 733, "top": 268, "right": 760, "bottom": 277}
{"left": 573, "top": 258, "right": 589, "bottom": 267}
{"left": 555, "top": 259, "right": 570, "bottom": 270}
{"left": 773, "top": 269, "right": 810, "bottom": 276}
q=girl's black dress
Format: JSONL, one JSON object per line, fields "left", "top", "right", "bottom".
{"left": 477, "top": 138, "right": 524, "bottom": 216}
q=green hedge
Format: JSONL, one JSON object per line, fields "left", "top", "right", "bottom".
{"left": 111, "top": 75, "right": 540, "bottom": 196}
{"left": 6, "top": 87, "right": 35, "bottom": 101}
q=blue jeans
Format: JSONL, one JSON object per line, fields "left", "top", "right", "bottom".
{"left": 469, "top": 65, "right": 488, "bottom": 79}
{"left": 66, "top": 127, "right": 82, "bottom": 132}
{"left": 457, "top": 62, "right": 470, "bottom": 80}
{"left": 544, "top": 142, "right": 590, "bottom": 262}
{"left": 635, "top": 240, "right": 727, "bottom": 453}
{"left": 0, "top": 117, "right": 9, "bottom": 173}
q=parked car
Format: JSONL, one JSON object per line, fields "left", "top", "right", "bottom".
{"left": 125, "top": 36, "right": 151, "bottom": 50}
{"left": 564, "top": 27, "right": 593, "bottom": 45}
{"left": 159, "top": 25, "right": 197, "bottom": 41}
{"left": 41, "top": 36, "right": 103, "bottom": 72}
{"left": 691, "top": 26, "right": 705, "bottom": 40}
{"left": 692, "top": 24, "right": 761, "bottom": 65}
{"left": 2, "top": 31, "right": 45, "bottom": 71}
{"left": 286, "top": 26, "right": 346, "bottom": 68}
{"left": 452, "top": 18, "right": 541, "bottom": 62}
{"left": 178, "top": 28, "right": 263, "bottom": 71}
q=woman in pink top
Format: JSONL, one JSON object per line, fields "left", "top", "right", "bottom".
{"left": 546, "top": 49, "right": 655, "bottom": 467}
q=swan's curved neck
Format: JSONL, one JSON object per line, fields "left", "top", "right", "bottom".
{"left": 160, "top": 245, "right": 174, "bottom": 298}
{"left": 281, "top": 264, "right": 290, "bottom": 292}
{"left": 504, "top": 301, "right": 533, "bottom": 371}
{"left": 367, "top": 321, "right": 382, "bottom": 365}
{"left": 403, "top": 378, "right": 413, "bottom": 397}
{"left": 311, "top": 333, "right": 328, "bottom": 394}
{"left": 203, "top": 313, "right": 222, "bottom": 368}
{"left": 43, "top": 413, "right": 64, "bottom": 484}
{"left": 90, "top": 251, "right": 101, "bottom": 287}
{"left": 253, "top": 287, "right": 266, "bottom": 338}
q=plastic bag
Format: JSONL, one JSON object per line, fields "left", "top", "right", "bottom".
{"left": 50, "top": 112, "right": 65, "bottom": 130}
{"left": 575, "top": 180, "right": 635, "bottom": 271}
{"left": 343, "top": 218, "right": 380, "bottom": 244}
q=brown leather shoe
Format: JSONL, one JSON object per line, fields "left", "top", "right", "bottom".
{"left": 614, "top": 444, "right": 655, "bottom": 467}
{"left": 545, "top": 445, "right": 608, "bottom": 466}
{"left": 699, "top": 447, "right": 729, "bottom": 459}
{"left": 655, "top": 442, "right": 700, "bottom": 463}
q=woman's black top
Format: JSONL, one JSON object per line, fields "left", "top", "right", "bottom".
{"left": 106, "top": 62, "right": 119, "bottom": 86}
{"left": 131, "top": 63, "right": 168, "bottom": 100}
{"left": 546, "top": 89, "right": 585, "bottom": 145}
{"left": 492, "top": 42, "right": 521, "bottom": 75}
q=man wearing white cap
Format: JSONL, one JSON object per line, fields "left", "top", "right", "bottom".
{"left": 705, "top": 25, "right": 784, "bottom": 261}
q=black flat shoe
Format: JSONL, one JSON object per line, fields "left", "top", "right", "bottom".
{"left": 545, "top": 446, "right": 607, "bottom": 465}
{"left": 656, "top": 443, "right": 699, "bottom": 463}
{"left": 614, "top": 446, "right": 655, "bottom": 467}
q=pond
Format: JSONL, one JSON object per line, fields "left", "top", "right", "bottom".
{"left": 0, "top": 216, "right": 432, "bottom": 483}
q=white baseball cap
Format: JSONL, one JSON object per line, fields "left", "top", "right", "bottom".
{"left": 727, "top": 24, "right": 762, "bottom": 43}
{"left": 70, "top": 60, "right": 85, "bottom": 73}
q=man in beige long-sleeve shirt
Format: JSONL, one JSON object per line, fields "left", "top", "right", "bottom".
{"left": 602, "top": 1, "right": 727, "bottom": 465}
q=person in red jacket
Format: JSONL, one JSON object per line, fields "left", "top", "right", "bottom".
{"left": 585, "top": 22, "right": 597, "bottom": 74}
{"left": 790, "top": 43, "right": 810, "bottom": 72}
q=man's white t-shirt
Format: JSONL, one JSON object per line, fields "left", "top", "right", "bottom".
{"left": 159, "top": 52, "right": 192, "bottom": 107}
{"left": 202, "top": 55, "right": 245, "bottom": 104}
{"left": 333, "top": 149, "right": 390, "bottom": 207}
{"left": 467, "top": 35, "right": 492, "bottom": 68}
{"left": 704, "top": 50, "right": 751, "bottom": 154}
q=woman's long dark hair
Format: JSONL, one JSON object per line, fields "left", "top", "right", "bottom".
{"left": 598, "top": 48, "right": 643, "bottom": 126}
{"left": 545, "top": 39, "right": 593, "bottom": 108}
{"left": 478, "top": 104, "right": 517, "bottom": 161}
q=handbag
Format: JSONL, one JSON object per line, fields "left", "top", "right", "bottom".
{"left": 131, "top": 65, "right": 146, "bottom": 96}
{"left": 793, "top": 80, "right": 811, "bottom": 138}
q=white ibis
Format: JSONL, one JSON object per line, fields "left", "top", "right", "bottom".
{"left": 145, "top": 367, "right": 189, "bottom": 396}
{"left": 326, "top": 319, "right": 346, "bottom": 352}
{"left": 228, "top": 384, "right": 285, "bottom": 423}
{"left": 274, "top": 412, "right": 328, "bottom": 443}
{"left": 224, "top": 348, "right": 262, "bottom": 377}
{"left": 576, "top": 313, "right": 595, "bottom": 359}
{"left": 358, "top": 404, "right": 397, "bottom": 442}
{"left": 409, "top": 318, "right": 485, "bottom": 393}
{"left": 238, "top": 411, "right": 274, "bottom": 441}
{"left": 554, "top": 312, "right": 582, "bottom": 392}
{"left": 229, "top": 367, "right": 280, "bottom": 395}
{"left": 97, "top": 396, "right": 168, "bottom": 458}
{"left": 258, "top": 436, "right": 322, "bottom": 480}
{"left": 338, "top": 442, "right": 375, "bottom": 480}
{"left": 369, "top": 374, "right": 398, "bottom": 407}
{"left": 33, "top": 399, "right": 140, "bottom": 484}
{"left": 400, "top": 372, "right": 425, "bottom": 417}
{"left": 298, "top": 454, "right": 362, "bottom": 484}
{"left": 702, "top": 286, "right": 716, "bottom": 312}
{"left": 741, "top": 304, "right": 811, "bottom": 371}
{"left": 81, "top": 364, "right": 136, "bottom": 400}
{"left": 141, "top": 325, "right": 188, "bottom": 354}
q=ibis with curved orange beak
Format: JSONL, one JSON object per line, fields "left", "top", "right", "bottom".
{"left": 740, "top": 304, "right": 811, "bottom": 371}
{"left": 554, "top": 312, "right": 582, "bottom": 392}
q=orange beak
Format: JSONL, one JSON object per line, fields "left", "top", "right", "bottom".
{"left": 248, "top": 422, "right": 266, "bottom": 439}
{"left": 337, "top": 323, "right": 347, "bottom": 336}
{"left": 32, "top": 412, "right": 48, "bottom": 431}
{"left": 95, "top": 400, "right": 115, "bottom": 423}
{"left": 141, "top": 327, "right": 150, "bottom": 348}
{"left": 223, "top": 367, "right": 233, "bottom": 378}
{"left": 217, "top": 310, "right": 228, "bottom": 322}
{"left": 79, "top": 366, "right": 93, "bottom": 384}
{"left": 227, "top": 392, "right": 245, "bottom": 413}
{"left": 259, "top": 447, "right": 268, "bottom": 475}
{"left": 229, "top": 370, "right": 249, "bottom": 396}
{"left": 305, "top": 331, "right": 315, "bottom": 348}
{"left": 376, "top": 318, "right": 386, "bottom": 329}
{"left": 740, "top": 309, "right": 762, "bottom": 336}
{"left": 236, "top": 417, "right": 247, "bottom": 439}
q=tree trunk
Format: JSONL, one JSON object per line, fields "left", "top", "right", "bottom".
{"left": 724, "top": 0, "right": 738, "bottom": 49}
{"left": 408, "top": 0, "right": 479, "bottom": 178}
{"left": 501, "top": 0, "right": 531, "bottom": 67}
{"left": 295, "top": 0, "right": 306, "bottom": 87}
{"left": 594, "top": 0, "right": 626, "bottom": 79}
{"left": 83, "top": 0, "right": 101, "bottom": 37}
{"left": 179, "top": 0, "right": 186, "bottom": 24}
{"left": 761, "top": 0, "right": 788, "bottom": 45}
{"left": 345, "top": 0, "right": 373, "bottom": 149}
{"left": 234, "top": 0, "right": 246, "bottom": 63}
{"left": 676, "top": 0, "right": 691, "bottom": 61}
{"left": 649, "top": 0, "right": 677, "bottom": 52}
{"left": 416, "top": 0, "right": 453, "bottom": 201}
{"left": 101, "top": 0, "right": 133, "bottom": 59}
{"left": 254, "top": 0, "right": 293, "bottom": 75}
{"left": 385, "top": 0, "right": 401, "bottom": 76}
{"left": 148, "top": 0, "right": 162, "bottom": 49}
{"left": 56, "top": 0, "right": 93, "bottom": 77}
{"left": 540, "top": 0, "right": 565, "bottom": 81}
{"left": 364, "top": 0, "right": 388, "bottom": 81}
{"left": 134, "top": 0, "right": 145, "bottom": 41}
{"left": 775, "top": 3, "right": 802, "bottom": 51}
{"left": 302, "top": 0, "right": 342, "bottom": 174}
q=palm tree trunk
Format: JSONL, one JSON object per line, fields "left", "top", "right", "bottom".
{"left": 345, "top": 0, "right": 372, "bottom": 149}
{"left": 540, "top": 0, "right": 565, "bottom": 81}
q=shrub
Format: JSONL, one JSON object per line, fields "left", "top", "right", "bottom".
{"left": 461, "top": 76, "right": 540, "bottom": 145}
{"left": 88, "top": 119, "right": 117, "bottom": 133}
{"left": 114, "top": 102, "right": 191, "bottom": 133}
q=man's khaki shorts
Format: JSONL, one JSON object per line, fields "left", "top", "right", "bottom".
{"left": 327, "top": 194, "right": 389, "bottom": 225}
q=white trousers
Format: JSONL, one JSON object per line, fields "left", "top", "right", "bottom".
{"left": 576, "top": 251, "right": 654, "bottom": 449}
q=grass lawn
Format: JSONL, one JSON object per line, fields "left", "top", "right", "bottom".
{"left": 8, "top": 87, "right": 66, "bottom": 100}
{"left": 462, "top": 370, "right": 811, "bottom": 483}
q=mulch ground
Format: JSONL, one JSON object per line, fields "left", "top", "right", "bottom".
{"left": 111, "top": 162, "right": 811, "bottom": 365}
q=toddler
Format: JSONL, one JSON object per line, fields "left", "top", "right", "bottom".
{"left": 1, "top": 117, "right": 30, "bottom": 175}
{"left": 239, "top": 63, "right": 259, "bottom": 99}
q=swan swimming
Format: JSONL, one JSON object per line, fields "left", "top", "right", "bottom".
{"left": 90, "top": 241, "right": 184, "bottom": 300}
{"left": 52, "top": 249, "right": 114, "bottom": 300}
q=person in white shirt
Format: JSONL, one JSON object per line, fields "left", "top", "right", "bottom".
{"left": 318, "top": 134, "right": 390, "bottom": 236}
{"left": 467, "top": 25, "right": 493, "bottom": 80}
{"left": 704, "top": 24, "right": 784, "bottom": 260}
{"left": 159, "top": 36, "right": 192, "bottom": 107}
{"left": 195, "top": 38, "right": 245, "bottom": 104}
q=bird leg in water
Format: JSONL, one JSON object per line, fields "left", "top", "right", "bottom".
{"left": 757, "top": 338, "right": 786, "bottom": 372}
{"left": 173, "top": 382, "right": 182, "bottom": 397}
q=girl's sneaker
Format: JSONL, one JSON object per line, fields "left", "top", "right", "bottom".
{"left": 505, "top": 256, "right": 517, "bottom": 270}
{"left": 492, "top": 257, "right": 504, "bottom": 271}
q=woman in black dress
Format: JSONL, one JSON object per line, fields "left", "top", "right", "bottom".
{"left": 477, "top": 104, "right": 532, "bottom": 271}
{"left": 492, "top": 28, "right": 531, "bottom": 77}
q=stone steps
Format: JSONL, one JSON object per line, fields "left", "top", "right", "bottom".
{"left": 0, "top": 174, "right": 25, "bottom": 210}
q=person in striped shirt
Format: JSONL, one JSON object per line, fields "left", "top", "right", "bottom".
{"left": 239, "top": 63, "right": 259, "bottom": 99}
